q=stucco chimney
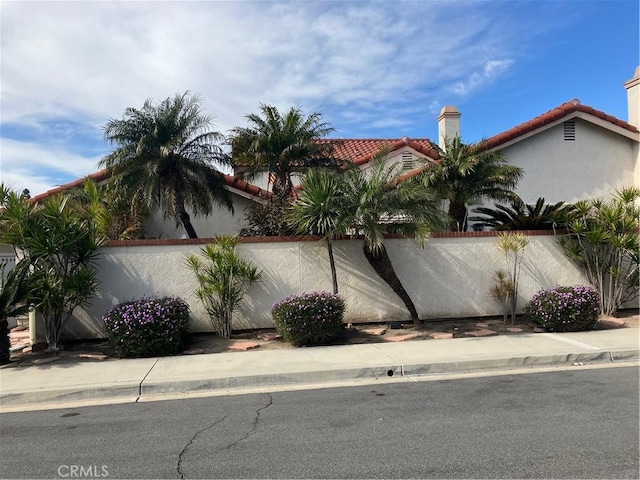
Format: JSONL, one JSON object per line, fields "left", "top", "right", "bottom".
{"left": 437, "top": 106, "right": 461, "bottom": 150}
{"left": 624, "top": 66, "right": 640, "bottom": 128}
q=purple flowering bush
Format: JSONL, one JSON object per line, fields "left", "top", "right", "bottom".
{"left": 102, "top": 296, "right": 191, "bottom": 357}
{"left": 524, "top": 285, "right": 600, "bottom": 332}
{"left": 272, "top": 291, "right": 346, "bottom": 347}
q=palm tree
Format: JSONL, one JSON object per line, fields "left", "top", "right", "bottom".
{"left": 229, "top": 104, "right": 339, "bottom": 199}
{"left": 295, "top": 151, "right": 447, "bottom": 327}
{"left": 289, "top": 168, "right": 344, "bottom": 294}
{"left": 470, "top": 197, "right": 568, "bottom": 231}
{"left": 423, "top": 136, "right": 523, "bottom": 231}
{"left": 101, "top": 92, "right": 233, "bottom": 239}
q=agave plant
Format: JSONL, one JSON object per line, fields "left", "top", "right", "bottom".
{"left": 470, "top": 197, "right": 568, "bottom": 231}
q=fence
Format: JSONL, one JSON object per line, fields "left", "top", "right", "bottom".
{"left": 65, "top": 232, "right": 589, "bottom": 339}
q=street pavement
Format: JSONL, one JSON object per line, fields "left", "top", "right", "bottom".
{"left": 1, "top": 326, "right": 638, "bottom": 411}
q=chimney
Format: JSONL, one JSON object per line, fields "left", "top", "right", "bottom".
{"left": 437, "top": 106, "right": 461, "bottom": 150}
{"left": 624, "top": 66, "right": 640, "bottom": 128}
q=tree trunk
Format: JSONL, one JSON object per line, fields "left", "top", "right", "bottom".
{"left": 362, "top": 244, "right": 422, "bottom": 328}
{"left": 327, "top": 238, "right": 338, "bottom": 294}
{"left": 448, "top": 200, "right": 468, "bottom": 232}
{"left": 44, "top": 311, "right": 63, "bottom": 352}
{"left": 177, "top": 203, "right": 198, "bottom": 238}
{"left": 272, "top": 172, "right": 293, "bottom": 199}
{"left": 219, "top": 311, "right": 232, "bottom": 339}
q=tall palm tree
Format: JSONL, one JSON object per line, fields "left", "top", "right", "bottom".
{"left": 289, "top": 168, "right": 344, "bottom": 294}
{"left": 423, "top": 136, "right": 523, "bottom": 231}
{"left": 101, "top": 92, "right": 233, "bottom": 239}
{"left": 292, "top": 151, "right": 447, "bottom": 326}
{"left": 229, "top": 104, "right": 339, "bottom": 199}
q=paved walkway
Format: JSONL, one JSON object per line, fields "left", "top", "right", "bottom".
{"left": 1, "top": 326, "right": 638, "bottom": 411}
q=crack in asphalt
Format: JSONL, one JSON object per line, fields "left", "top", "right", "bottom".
{"left": 224, "top": 393, "right": 273, "bottom": 450}
{"left": 176, "top": 413, "right": 230, "bottom": 479}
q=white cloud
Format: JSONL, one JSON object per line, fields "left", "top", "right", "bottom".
{"left": 0, "top": 138, "right": 102, "bottom": 193}
{"left": 0, "top": 0, "right": 557, "bottom": 195}
{"left": 450, "top": 59, "right": 514, "bottom": 97}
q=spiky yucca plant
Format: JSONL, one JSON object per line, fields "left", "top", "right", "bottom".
{"left": 186, "top": 236, "right": 261, "bottom": 339}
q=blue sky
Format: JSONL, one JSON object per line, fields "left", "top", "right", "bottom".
{"left": 1, "top": 0, "right": 638, "bottom": 196}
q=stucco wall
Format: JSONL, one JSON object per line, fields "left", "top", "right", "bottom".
{"left": 143, "top": 195, "right": 255, "bottom": 238}
{"left": 66, "top": 233, "right": 588, "bottom": 339}
{"left": 501, "top": 119, "right": 636, "bottom": 204}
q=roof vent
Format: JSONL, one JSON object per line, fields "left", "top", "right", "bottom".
{"left": 563, "top": 120, "right": 576, "bottom": 141}
{"left": 402, "top": 152, "right": 415, "bottom": 171}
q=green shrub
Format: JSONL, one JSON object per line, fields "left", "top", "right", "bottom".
{"left": 102, "top": 296, "right": 191, "bottom": 357}
{"left": 524, "top": 285, "right": 600, "bottom": 332}
{"left": 272, "top": 291, "right": 346, "bottom": 346}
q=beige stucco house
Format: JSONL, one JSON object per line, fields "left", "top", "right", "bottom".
{"left": 435, "top": 66, "right": 639, "bottom": 205}
{"left": 248, "top": 66, "right": 640, "bottom": 219}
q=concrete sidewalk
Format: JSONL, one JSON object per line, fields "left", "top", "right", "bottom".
{"left": 1, "top": 328, "right": 638, "bottom": 410}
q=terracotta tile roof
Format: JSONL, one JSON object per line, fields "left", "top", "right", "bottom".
{"left": 483, "top": 99, "right": 639, "bottom": 150}
{"left": 29, "top": 169, "right": 112, "bottom": 204}
{"left": 318, "top": 137, "right": 440, "bottom": 165}
{"left": 29, "top": 168, "right": 271, "bottom": 204}
{"left": 221, "top": 174, "right": 272, "bottom": 199}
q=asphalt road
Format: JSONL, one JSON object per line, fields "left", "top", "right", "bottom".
{"left": 1, "top": 365, "right": 638, "bottom": 479}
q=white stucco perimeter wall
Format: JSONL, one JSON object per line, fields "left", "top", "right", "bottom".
{"left": 66, "top": 234, "right": 588, "bottom": 339}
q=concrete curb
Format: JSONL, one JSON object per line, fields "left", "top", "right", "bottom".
{"left": 402, "top": 351, "right": 617, "bottom": 376}
{"left": 141, "top": 365, "right": 402, "bottom": 396}
{"left": 140, "top": 350, "right": 639, "bottom": 397}
{"left": 0, "top": 383, "right": 141, "bottom": 406}
{"left": 1, "top": 348, "right": 638, "bottom": 408}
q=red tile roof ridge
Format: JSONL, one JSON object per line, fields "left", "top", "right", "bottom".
{"left": 29, "top": 169, "right": 112, "bottom": 204}
{"left": 29, "top": 168, "right": 271, "bottom": 204}
{"left": 221, "top": 173, "right": 272, "bottom": 199}
{"left": 317, "top": 137, "right": 439, "bottom": 166}
{"left": 483, "top": 99, "right": 638, "bottom": 150}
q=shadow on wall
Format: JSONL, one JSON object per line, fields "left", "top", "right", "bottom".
{"left": 235, "top": 242, "right": 302, "bottom": 330}
{"left": 65, "top": 253, "right": 148, "bottom": 340}
{"left": 395, "top": 237, "right": 500, "bottom": 319}
{"left": 323, "top": 239, "right": 410, "bottom": 322}
{"left": 518, "top": 235, "right": 589, "bottom": 295}
{"left": 238, "top": 239, "right": 409, "bottom": 327}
